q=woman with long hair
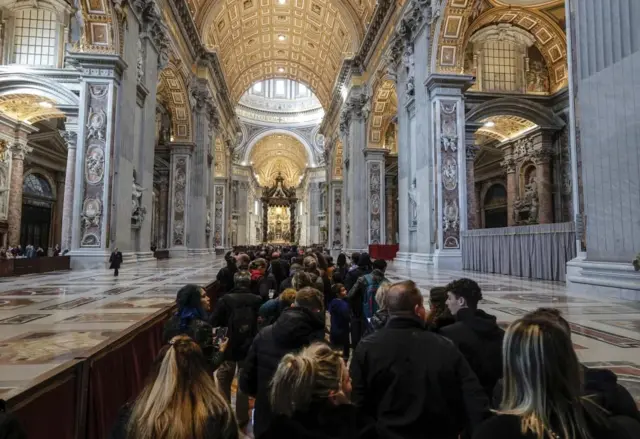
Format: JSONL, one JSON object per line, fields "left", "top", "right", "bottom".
{"left": 334, "top": 253, "right": 348, "bottom": 283}
{"left": 111, "top": 335, "right": 238, "bottom": 439}
{"left": 163, "top": 284, "right": 227, "bottom": 371}
{"left": 473, "top": 316, "right": 629, "bottom": 439}
{"left": 261, "top": 343, "right": 378, "bottom": 439}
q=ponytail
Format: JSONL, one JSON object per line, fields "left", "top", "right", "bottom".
{"left": 269, "top": 343, "right": 344, "bottom": 416}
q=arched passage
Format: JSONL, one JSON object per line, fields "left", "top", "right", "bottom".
{"left": 157, "top": 62, "right": 193, "bottom": 142}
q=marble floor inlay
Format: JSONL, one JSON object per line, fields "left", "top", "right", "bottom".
{"left": 0, "top": 257, "right": 220, "bottom": 399}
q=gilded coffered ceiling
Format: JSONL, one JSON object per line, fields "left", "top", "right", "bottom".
{"left": 0, "top": 95, "right": 63, "bottom": 124}
{"left": 250, "top": 134, "right": 310, "bottom": 187}
{"left": 488, "top": 0, "right": 564, "bottom": 7}
{"left": 195, "top": 0, "right": 365, "bottom": 108}
{"left": 476, "top": 115, "right": 537, "bottom": 142}
{"left": 369, "top": 79, "right": 397, "bottom": 147}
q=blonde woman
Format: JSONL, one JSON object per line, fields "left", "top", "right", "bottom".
{"left": 473, "top": 316, "right": 631, "bottom": 439}
{"left": 110, "top": 335, "right": 238, "bottom": 439}
{"left": 261, "top": 343, "right": 379, "bottom": 439}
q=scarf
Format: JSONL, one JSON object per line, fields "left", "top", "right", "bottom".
{"left": 177, "top": 306, "right": 206, "bottom": 331}
{"left": 250, "top": 269, "right": 263, "bottom": 281}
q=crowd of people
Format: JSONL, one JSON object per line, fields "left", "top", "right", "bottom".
{"left": 111, "top": 246, "right": 640, "bottom": 439}
{"left": 0, "top": 244, "right": 65, "bottom": 259}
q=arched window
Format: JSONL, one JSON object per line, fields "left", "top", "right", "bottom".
{"left": 3, "top": 3, "right": 66, "bottom": 68}
{"left": 23, "top": 173, "right": 53, "bottom": 199}
{"left": 466, "top": 24, "right": 547, "bottom": 94}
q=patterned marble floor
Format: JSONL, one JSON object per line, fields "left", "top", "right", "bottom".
{"left": 0, "top": 256, "right": 224, "bottom": 399}
{"left": 0, "top": 257, "right": 639, "bottom": 408}
{"left": 385, "top": 263, "right": 640, "bottom": 407}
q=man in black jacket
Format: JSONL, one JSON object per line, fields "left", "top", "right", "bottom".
{"left": 240, "top": 287, "right": 326, "bottom": 437}
{"left": 348, "top": 258, "right": 388, "bottom": 349}
{"left": 215, "top": 251, "right": 238, "bottom": 294}
{"left": 278, "top": 263, "right": 303, "bottom": 293}
{"left": 350, "top": 280, "right": 490, "bottom": 439}
{"left": 440, "top": 278, "right": 504, "bottom": 398}
{"left": 210, "top": 270, "right": 262, "bottom": 429}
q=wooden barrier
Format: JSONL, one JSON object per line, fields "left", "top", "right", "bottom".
{"left": 0, "top": 256, "right": 71, "bottom": 277}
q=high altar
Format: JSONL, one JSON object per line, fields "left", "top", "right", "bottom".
{"left": 261, "top": 174, "right": 297, "bottom": 244}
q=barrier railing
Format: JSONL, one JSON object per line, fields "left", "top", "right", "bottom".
{"left": 4, "top": 279, "right": 221, "bottom": 439}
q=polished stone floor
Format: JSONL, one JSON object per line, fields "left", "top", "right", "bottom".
{"left": 0, "top": 256, "right": 639, "bottom": 407}
{"left": 0, "top": 257, "right": 222, "bottom": 399}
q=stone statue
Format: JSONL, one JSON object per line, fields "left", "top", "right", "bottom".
{"left": 131, "top": 178, "right": 147, "bottom": 228}
{"left": 408, "top": 178, "right": 418, "bottom": 228}
{"left": 206, "top": 212, "right": 212, "bottom": 235}
{"left": 529, "top": 194, "right": 539, "bottom": 224}
{"left": 524, "top": 175, "right": 538, "bottom": 204}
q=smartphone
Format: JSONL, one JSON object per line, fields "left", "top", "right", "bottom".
{"left": 213, "top": 327, "right": 228, "bottom": 344}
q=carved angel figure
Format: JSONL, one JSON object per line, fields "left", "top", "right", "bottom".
{"left": 408, "top": 178, "right": 418, "bottom": 227}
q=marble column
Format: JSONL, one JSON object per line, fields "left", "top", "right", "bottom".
{"left": 59, "top": 129, "right": 77, "bottom": 251}
{"left": 157, "top": 171, "right": 169, "bottom": 249}
{"left": 425, "top": 74, "right": 474, "bottom": 269}
{"left": 341, "top": 87, "right": 369, "bottom": 253}
{"left": 364, "top": 148, "right": 386, "bottom": 245}
{"left": 501, "top": 155, "right": 517, "bottom": 226}
{"left": 168, "top": 143, "right": 193, "bottom": 257}
{"left": 566, "top": 0, "right": 640, "bottom": 298}
{"left": 7, "top": 141, "right": 32, "bottom": 246}
{"left": 465, "top": 123, "right": 481, "bottom": 230}
{"left": 189, "top": 80, "right": 217, "bottom": 254}
{"left": 53, "top": 172, "right": 65, "bottom": 248}
{"left": 533, "top": 151, "right": 553, "bottom": 224}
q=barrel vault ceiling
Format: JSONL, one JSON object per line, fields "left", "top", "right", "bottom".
{"left": 249, "top": 133, "right": 310, "bottom": 187}
{"left": 191, "top": 0, "right": 373, "bottom": 108}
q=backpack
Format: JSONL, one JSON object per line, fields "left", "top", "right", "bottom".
{"left": 362, "top": 274, "right": 386, "bottom": 320}
{"left": 228, "top": 301, "right": 258, "bottom": 355}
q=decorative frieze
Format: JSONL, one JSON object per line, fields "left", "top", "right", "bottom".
{"left": 171, "top": 155, "right": 188, "bottom": 246}
{"left": 440, "top": 101, "right": 460, "bottom": 249}
{"left": 368, "top": 162, "right": 382, "bottom": 244}
{"left": 214, "top": 184, "right": 225, "bottom": 247}
{"left": 80, "top": 83, "right": 109, "bottom": 248}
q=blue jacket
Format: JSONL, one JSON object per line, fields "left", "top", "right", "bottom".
{"left": 329, "top": 298, "right": 350, "bottom": 338}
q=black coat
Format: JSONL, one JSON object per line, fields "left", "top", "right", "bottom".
{"left": 216, "top": 264, "right": 238, "bottom": 294}
{"left": 251, "top": 273, "right": 278, "bottom": 302}
{"left": 439, "top": 308, "right": 504, "bottom": 397}
{"left": 344, "top": 267, "right": 367, "bottom": 292}
{"left": 350, "top": 316, "right": 490, "bottom": 439}
{"left": 279, "top": 276, "right": 293, "bottom": 294}
{"left": 259, "top": 402, "right": 380, "bottom": 439}
{"left": 163, "top": 315, "right": 224, "bottom": 371}
{"left": 210, "top": 287, "right": 263, "bottom": 361}
{"left": 239, "top": 307, "right": 326, "bottom": 438}
{"left": 109, "top": 251, "right": 122, "bottom": 269}
{"left": 472, "top": 412, "right": 638, "bottom": 439}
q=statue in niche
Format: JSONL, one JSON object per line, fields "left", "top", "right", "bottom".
{"left": 527, "top": 61, "right": 550, "bottom": 93}
{"left": 131, "top": 173, "right": 147, "bottom": 228}
{"left": 514, "top": 174, "right": 540, "bottom": 224}
{"left": 408, "top": 178, "right": 418, "bottom": 228}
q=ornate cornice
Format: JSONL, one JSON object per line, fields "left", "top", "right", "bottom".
{"left": 169, "top": 0, "right": 239, "bottom": 134}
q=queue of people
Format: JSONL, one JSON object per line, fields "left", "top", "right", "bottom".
{"left": 0, "top": 244, "right": 64, "bottom": 259}
{"left": 109, "top": 247, "right": 640, "bottom": 439}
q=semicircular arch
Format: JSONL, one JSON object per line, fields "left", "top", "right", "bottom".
{"left": 243, "top": 128, "right": 316, "bottom": 167}
{"left": 433, "top": 4, "right": 567, "bottom": 92}
{"left": 157, "top": 62, "right": 193, "bottom": 142}
{"left": 0, "top": 71, "right": 78, "bottom": 122}
{"left": 466, "top": 97, "right": 564, "bottom": 129}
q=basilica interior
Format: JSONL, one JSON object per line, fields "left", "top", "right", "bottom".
{"left": 0, "top": 0, "right": 639, "bottom": 436}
